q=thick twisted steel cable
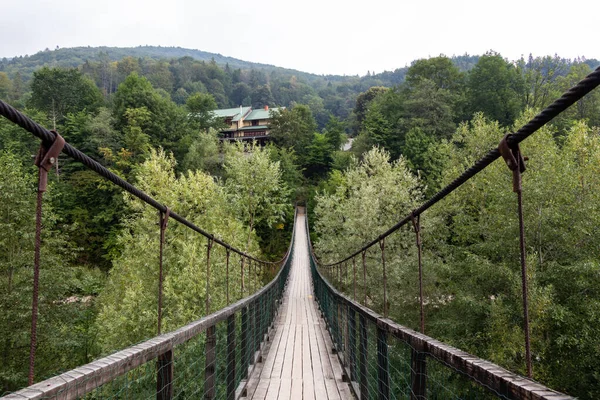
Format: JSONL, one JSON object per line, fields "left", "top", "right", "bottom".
{"left": 0, "top": 100, "right": 283, "bottom": 265}
{"left": 319, "top": 65, "right": 600, "bottom": 266}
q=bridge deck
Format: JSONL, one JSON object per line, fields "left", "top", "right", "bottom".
{"left": 244, "top": 211, "right": 353, "bottom": 399}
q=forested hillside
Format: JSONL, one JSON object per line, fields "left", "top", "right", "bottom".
{"left": 2, "top": 46, "right": 595, "bottom": 129}
{"left": 0, "top": 46, "right": 599, "bottom": 398}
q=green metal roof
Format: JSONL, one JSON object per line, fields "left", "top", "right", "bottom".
{"left": 244, "top": 107, "right": 284, "bottom": 121}
{"left": 211, "top": 107, "right": 251, "bottom": 121}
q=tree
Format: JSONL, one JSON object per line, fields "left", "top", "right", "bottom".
{"left": 182, "top": 128, "right": 221, "bottom": 175}
{"left": 186, "top": 92, "right": 218, "bottom": 130}
{"left": 116, "top": 56, "right": 141, "bottom": 84}
{"left": 251, "top": 84, "right": 275, "bottom": 108}
{"left": 553, "top": 63, "right": 600, "bottom": 129}
{"left": 0, "top": 72, "right": 11, "bottom": 100}
{"left": 323, "top": 115, "right": 345, "bottom": 151}
{"left": 352, "top": 86, "right": 388, "bottom": 133}
{"left": 0, "top": 151, "right": 97, "bottom": 390}
{"left": 10, "top": 72, "right": 24, "bottom": 104}
{"left": 305, "top": 133, "right": 334, "bottom": 179}
{"left": 314, "top": 147, "right": 422, "bottom": 313}
{"left": 230, "top": 82, "right": 252, "bottom": 106}
{"left": 406, "top": 56, "right": 464, "bottom": 91}
{"left": 465, "top": 52, "right": 525, "bottom": 125}
{"left": 224, "top": 142, "right": 290, "bottom": 253}
{"left": 96, "top": 149, "right": 254, "bottom": 352}
{"left": 28, "top": 67, "right": 103, "bottom": 125}
{"left": 402, "top": 78, "right": 456, "bottom": 140}
{"left": 269, "top": 104, "right": 318, "bottom": 165}
{"left": 519, "top": 54, "right": 567, "bottom": 110}
{"left": 112, "top": 73, "right": 189, "bottom": 155}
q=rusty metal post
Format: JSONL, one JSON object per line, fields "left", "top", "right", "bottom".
{"left": 411, "top": 213, "right": 425, "bottom": 334}
{"left": 206, "top": 237, "right": 214, "bottom": 315}
{"left": 240, "top": 255, "right": 244, "bottom": 299}
{"left": 225, "top": 249, "right": 230, "bottom": 304}
{"left": 29, "top": 131, "right": 64, "bottom": 385}
{"left": 362, "top": 250, "right": 367, "bottom": 306}
{"left": 158, "top": 207, "right": 170, "bottom": 335}
{"left": 353, "top": 257, "right": 357, "bottom": 301}
{"left": 379, "top": 238, "right": 388, "bottom": 318}
{"left": 499, "top": 134, "right": 532, "bottom": 378}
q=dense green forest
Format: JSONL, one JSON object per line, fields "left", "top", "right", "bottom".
{"left": 0, "top": 46, "right": 599, "bottom": 399}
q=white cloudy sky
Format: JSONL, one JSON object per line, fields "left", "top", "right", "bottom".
{"left": 0, "top": 0, "right": 597, "bottom": 75}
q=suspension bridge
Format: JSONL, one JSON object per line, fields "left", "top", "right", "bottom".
{"left": 1, "top": 66, "right": 599, "bottom": 399}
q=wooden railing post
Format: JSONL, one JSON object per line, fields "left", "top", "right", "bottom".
{"left": 156, "top": 350, "right": 173, "bottom": 400}
{"left": 241, "top": 306, "right": 249, "bottom": 379}
{"left": 410, "top": 348, "right": 427, "bottom": 400}
{"left": 204, "top": 325, "right": 216, "bottom": 399}
{"left": 377, "top": 326, "right": 390, "bottom": 400}
{"left": 227, "top": 314, "right": 236, "bottom": 400}
{"left": 359, "top": 314, "right": 369, "bottom": 400}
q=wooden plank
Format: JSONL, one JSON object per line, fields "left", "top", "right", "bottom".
{"left": 264, "top": 378, "right": 281, "bottom": 400}
{"left": 302, "top": 322, "right": 316, "bottom": 400}
{"left": 292, "top": 325, "right": 303, "bottom": 379}
{"left": 250, "top": 378, "right": 270, "bottom": 400}
{"left": 278, "top": 378, "right": 292, "bottom": 400}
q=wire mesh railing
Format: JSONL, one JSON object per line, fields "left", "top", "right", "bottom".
{"left": 0, "top": 99, "right": 297, "bottom": 399}
{"left": 308, "top": 219, "right": 573, "bottom": 399}
{"left": 305, "top": 66, "right": 600, "bottom": 400}
{"left": 2, "top": 222, "right": 293, "bottom": 400}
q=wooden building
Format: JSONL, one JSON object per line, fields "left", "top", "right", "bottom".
{"left": 213, "top": 105, "right": 283, "bottom": 145}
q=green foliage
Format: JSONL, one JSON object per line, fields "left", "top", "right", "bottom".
{"left": 0, "top": 151, "right": 100, "bottom": 391}
{"left": 181, "top": 128, "right": 222, "bottom": 175}
{"left": 186, "top": 92, "right": 218, "bottom": 130}
{"left": 304, "top": 133, "right": 333, "bottom": 179}
{"left": 352, "top": 86, "right": 388, "bottom": 133}
{"left": 466, "top": 52, "right": 525, "bottom": 125}
{"left": 112, "top": 73, "right": 193, "bottom": 160}
{"left": 96, "top": 149, "right": 254, "bottom": 352}
{"left": 224, "top": 142, "right": 291, "bottom": 251}
{"left": 323, "top": 115, "right": 345, "bottom": 151}
{"left": 314, "top": 111, "right": 600, "bottom": 398}
{"left": 0, "top": 72, "right": 12, "bottom": 100}
{"left": 0, "top": 108, "right": 48, "bottom": 165}
{"left": 406, "top": 56, "right": 465, "bottom": 91}
{"left": 314, "top": 147, "right": 422, "bottom": 262}
{"left": 28, "top": 67, "right": 102, "bottom": 124}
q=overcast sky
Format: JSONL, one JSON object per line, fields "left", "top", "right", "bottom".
{"left": 0, "top": 0, "right": 597, "bottom": 76}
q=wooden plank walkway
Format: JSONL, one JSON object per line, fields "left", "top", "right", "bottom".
{"left": 244, "top": 210, "right": 353, "bottom": 399}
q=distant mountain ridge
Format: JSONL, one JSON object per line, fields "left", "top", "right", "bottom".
{"left": 0, "top": 45, "right": 329, "bottom": 81}
{"left": 2, "top": 45, "right": 597, "bottom": 84}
